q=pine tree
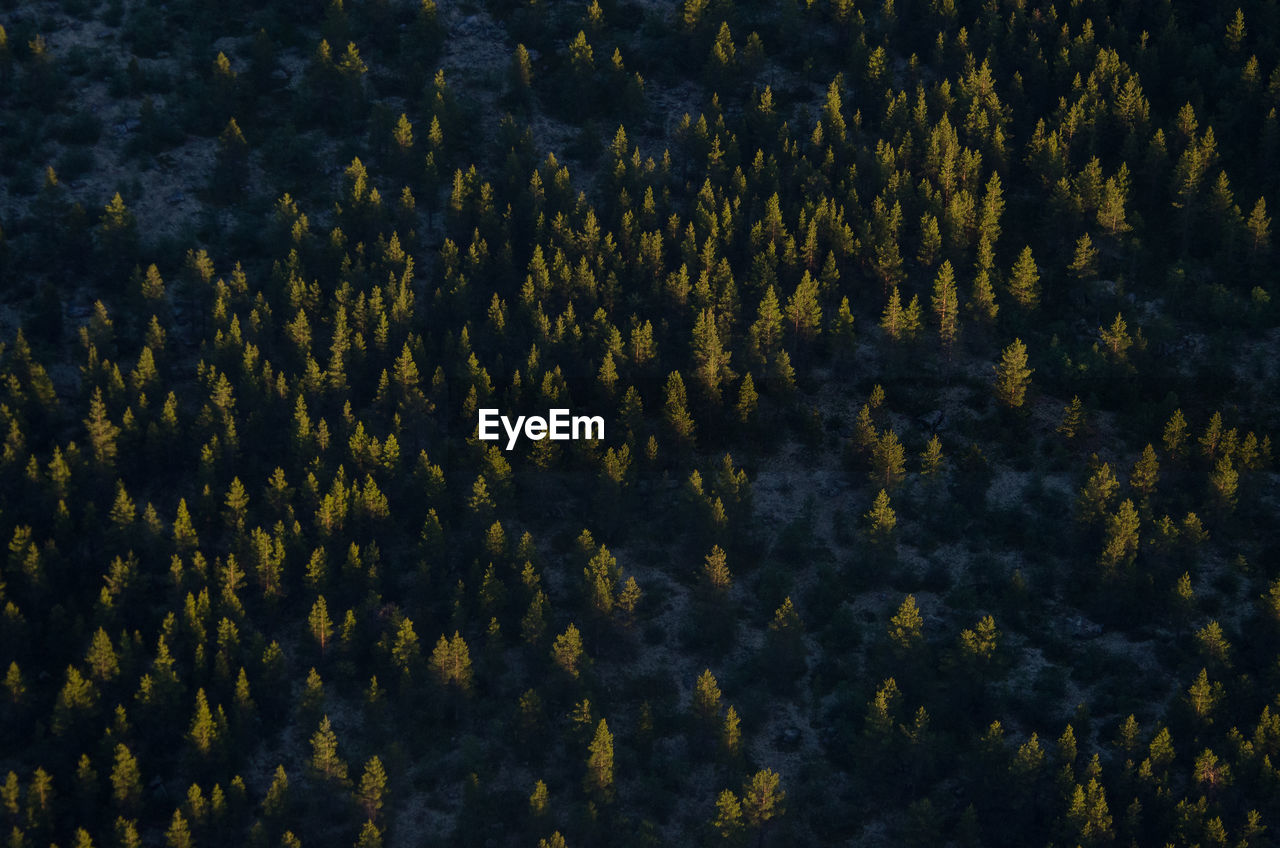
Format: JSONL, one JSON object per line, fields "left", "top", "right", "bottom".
{"left": 86, "top": 627, "right": 119, "bottom": 681}
{"left": 1059, "top": 396, "right": 1085, "bottom": 440}
{"left": 1069, "top": 233, "right": 1098, "bottom": 280}
{"left": 188, "top": 689, "right": 219, "bottom": 756}
{"left": 1225, "top": 7, "right": 1246, "bottom": 51}
{"left": 52, "top": 666, "right": 99, "bottom": 735}
{"left": 735, "top": 373, "right": 758, "bottom": 424}
{"left": 692, "top": 308, "right": 733, "bottom": 403}
{"left": 165, "top": 808, "right": 192, "bottom": 848}
{"left": 391, "top": 617, "right": 422, "bottom": 677}
{"left": 1077, "top": 462, "right": 1120, "bottom": 524}
{"left": 357, "top": 756, "right": 387, "bottom": 821}
{"left": 693, "top": 669, "right": 722, "bottom": 722}
{"left": 309, "top": 715, "right": 349, "bottom": 784}
{"left": 1099, "top": 313, "right": 1133, "bottom": 360}
{"left": 1163, "top": 409, "right": 1189, "bottom": 459}
{"left": 713, "top": 788, "right": 744, "bottom": 839}
{"left": 865, "top": 489, "right": 896, "bottom": 543}
{"left": 1209, "top": 457, "right": 1238, "bottom": 512}
{"left": 871, "top": 429, "right": 907, "bottom": 490}
{"left": 1008, "top": 246, "right": 1040, "bottom": 308}
{"left": 970, "top": 267, "right": 999, "bottom": 323}
{"left": 721, "top": 705, "right": 742, "bottom": 761}
{"left": 749, "top": 286, "right": 783, "bottom": 361}
{"left": 888, "top": 594, "right": 923, "bottom": 651}
{"left": 1194, "top": 620, "right": 1231, "bottom": 667}
{"left": 429, "top": 632, "right": 473, "bottom": 692}
{"left": 552, "top": 624, "right": 585, "bottom": 678}
{"left": 741, "top": 769, "right": 785, "bottom": 833}
{"left": 309, "top": 596, "right": 334, "bottom": 656}
{"left": 852, "top": 403, "right": 878, "bottom": 453}
{"left": 85, "top": 388, "right": 120, "bottom": 469}
{"left": 110, "top": 744, "right": 142, "bottom": 811}
{"left": 96, "top": 193, "right": 139, "bottom": 275}
{"left": 664, "top": 371, "right": 696, "bottom": 443}
{"left": 355, "top": 820, "right": 383, "bottom": 848}
{"left": 880, "top": 286, "right": 921, "bottom": 342}
{"left": 585, "top": 718, "right": 614, "bottom": 801}
{"left": 771, "top": 349, "right": 796, "bottom": 393}
{"left": 993, "top": 338, "right": 1033, "bottom": 409}
{"left": 920, "top": 435, "right": 945, "bottom": 477}
{"left": 114, "top": 817, "right": 141, "bottom": 848}
{"left": 1246, "top": 197, "right": 1270, "bottom": 255}
{"left": 931, "top": 260, "right": 960, "bottom": 356}
{"left": 263, "top": 766, "right": 289, "bottom": 820}
{"left": 703, "top": 544, "right": 732, "bottom": 592}
{"left": 141, "top": 264, "right": 165, "bottom": 301}
{"left": 1199, "top": 411, "right": 1224, "bottom": 459}
{"left": 785, "top": 271, "right": 822, "bottom": 339}
{"left": 1131, "top": 445, "right": 1160, "bottom": 501}
{"left": 1099, "top": 499, "right": 1141, "bottom": 573}
{"left": 917, "top": 214, "right": 942, "bottom": 267}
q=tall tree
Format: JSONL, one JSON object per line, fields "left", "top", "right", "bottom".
{"left": 993, "top": 338, "right": 1032, "bottom": 409}
{"left": 309, "top": 715, "right": 349, "bottom": 784}
{"left": 1007, "top": 247, "right": 1040, "bottom": 309}
{"left": 585, "top": 719, "right": 614, "bottom": 801}
{"left": 931, "top": 260, "right": 960, "bottom": 356}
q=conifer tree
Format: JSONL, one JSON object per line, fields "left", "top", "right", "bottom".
{"left": 1077, "top": 463, "right": 1120, "bottom": 524}
{"left": 357, "top": 756, "right": 387, "bottom": 821}
{"left": 865, "top": 489, "right": 896, "bottom": 543}
{"left": 86, "top": 627, "right": 119, "bottom": 681}
{"left": 713, "top": 789, "right": 744, "bottom": 839}
{"left": 1099, "top": 313, "right": 1133, "bottom": 361}
{"left": 871, "top": 430, "right": 907, "bottom": 490}
{"left": 692, "top": 309, "right": 733, "bottom": 403}
{"left": 96, "top": 193, "right": 139, "bottom": 276}
{"left": 693, "top": 669, "right": 722, "bottom": 723}
{"left": 920, "top": 435, "right": 945, "bottom": 477}
{"left": 786, "top": 271, "right": 822, "bottom": 340}
{"left": 552, "top": 624, "right": 585, "bottom": 678}
{"left": 1069, "top": 234, "right": 1098, "bottom": 280}
{"left": 85, "top": 388, "right": 120, "bottom": 470}
{"left": 931, "top": 260, "right": 960, "bottom": 356}
{"left": 741, "top": 769, "right": 785, "bottom": 834}
{"left": 355, "top": 820, "right": 383, "bottom": 848}
{"left": 430, "top": 632, "right": 473, "bottom": 693}
{"left": 165, "top": 808, "right": 192, "bottom": 848}
{"left": 309, "top": 716, "right": 349, "bottom": 784}
{"left": 888, "top": 595, "right": 923, "bottom": 651}
{"left": 585, "top": 719, "right": 614, "bottom": 801}
{"left": 703, "top": 544, "right": 732, "bottom": 592}
{"left": 1058, "top": 396, "right": 1085, "bottom": 440}
{"left": 110, "top": 744, "right": 142, "bottom": 812}
{"left": 1209, "top": 457, "right": 1238, "bottom": 512}
{"left": 309, "top": 596, "right": 334, "bottom": 656}
{"left": 1008, "top": 246, "right": 1040, "bottom": 308}
{"left": 748, "top": 287, "right": 783, "bottom": 362}
{"left": 1163, "top": 409, "right": 1189, "bottom": 460}
{"left": 1246, "top": 197, "right": 1270, "bottom": 255}
{"left": 1131, "top": 445, "right": 1160, "bottom": 502}
{"left": 993, "top": 338, "right": 1032, "bottom": 409}
{"left": 664, "top": 371, "right": 696, "bottom": 443}
{"left": 529, "top": 779, "right": 549, "bottom": 818}
{"left": 736, "top": 373, "right": 758, "bottom": 424}
{"left": 1099, "top": 499, "right": 1141, "bottom": 573}
{"left": 188, "top": 689, "right": 219, "bottom": 757}
{"left": 721, "top": 705, "right": 742, "bottom": 761}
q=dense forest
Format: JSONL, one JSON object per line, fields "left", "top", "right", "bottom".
{"left": 0, "top": 0, "right": 1278, "bottom": 844}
